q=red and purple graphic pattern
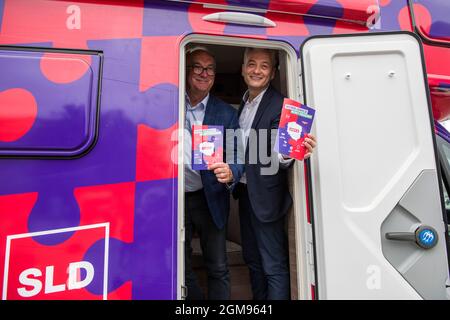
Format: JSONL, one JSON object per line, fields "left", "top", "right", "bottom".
{"left": 411, "top": 0, "right": 450, "bottom": 42}
{"left": 0, "top": 0, "right": 449, "bottom": 300}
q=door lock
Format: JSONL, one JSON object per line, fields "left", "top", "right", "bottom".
{"left": 385, "top": 225, "right": 439, "bottom": 249}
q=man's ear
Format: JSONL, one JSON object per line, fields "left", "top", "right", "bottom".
{"left": 270, "top": 68, "right": 276, "bottom": 80}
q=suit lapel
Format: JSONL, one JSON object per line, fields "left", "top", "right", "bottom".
{"left": 202, "top": 95, "right": 216, "bottom": 126}
{"left": 251, "top": 86, "right": 274, "bottom": 129}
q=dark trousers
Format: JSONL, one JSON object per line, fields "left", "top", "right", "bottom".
{"left": 237, "top": 183, "right": 290, "bottom": 300}
{"left": 184, "top": 189, "right": 230, "bottom": 300}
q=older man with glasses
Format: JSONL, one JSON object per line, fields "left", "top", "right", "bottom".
{"left": 184, "top": 46, "right": 243, "bottom": 300}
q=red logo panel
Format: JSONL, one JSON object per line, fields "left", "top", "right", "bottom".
{"left": 3, "top": 224, "right": 109, "bottom": 300}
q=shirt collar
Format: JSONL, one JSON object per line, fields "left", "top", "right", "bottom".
{"left": 186, "top": 93, "right": 209, "bottom": 111}
{"left": 243, "top": 87, "right": 268, "bottom": 107}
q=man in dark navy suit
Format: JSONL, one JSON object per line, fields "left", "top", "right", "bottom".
{"left": 184, "top": 46, "right": 243, "bottom": 300}
{"left": 235, "top": 47, "right": 316, "bottom": 300}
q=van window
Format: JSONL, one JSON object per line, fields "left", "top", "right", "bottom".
{"left": 0, "top": 46, "right": 102, "bottom": 157}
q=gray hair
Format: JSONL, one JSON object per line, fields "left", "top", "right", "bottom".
{"left": 243, "top": 47, "right": 278, "bottom": 69}
{"left": 186, "top": 45, "right": 216, "bottom": 68}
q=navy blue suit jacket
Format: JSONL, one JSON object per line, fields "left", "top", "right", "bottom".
{"left": 234, "top": 86, "right": 293, "bottom": 223}
{"left": 200, "top": 95, "right": 244, "bottom": 229}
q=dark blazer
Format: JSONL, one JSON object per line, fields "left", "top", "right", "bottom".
{"left": 200, "top": 94, "right": 244, "bottom": 229}
{"left": 235, "top": 85, "right": 293, "bottom": 223}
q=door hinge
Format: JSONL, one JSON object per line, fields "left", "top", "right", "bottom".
{"left": 306, "top": 223, "right": 316, "bottom": 287}
{"left": 181, "top": 285, "right": 188, "bottom": 300}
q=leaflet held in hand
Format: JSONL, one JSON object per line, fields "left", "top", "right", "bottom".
{"left": 275, "top": 98, "right": 315, "bottom": 160}
{"left": 192, "top": 125, "right": 224, "bottom": 170}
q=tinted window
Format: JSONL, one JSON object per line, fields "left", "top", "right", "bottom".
{"left": 0, "top": 46, "right": 102, "bottom": 157}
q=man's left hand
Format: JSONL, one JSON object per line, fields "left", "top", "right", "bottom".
{"left": 303, "top": 133, "right": 317, "bottom": 160}
{"left": 208, "top": 162, "right": 234, "bottom": 184}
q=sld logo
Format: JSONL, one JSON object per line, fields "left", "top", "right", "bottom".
{"left": 3, "top": 223, "right": 109, "bottom": 300}
{"left": 18, "top": 261, "right": 94, "bottom": 298}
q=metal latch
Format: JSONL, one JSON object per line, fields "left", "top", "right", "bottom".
{"left": 385, "top": 225, "right": 439, "bottom": 249}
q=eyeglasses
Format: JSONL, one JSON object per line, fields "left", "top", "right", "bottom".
{"left": 188, "top": 64, "right": 215, "bottom": 76}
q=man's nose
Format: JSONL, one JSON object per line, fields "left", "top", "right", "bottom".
{"left": 200, "top": 68, "right": 209, "bottom": 77}
{"left": 253, "top": 65, "right": 262, "bottom": 73}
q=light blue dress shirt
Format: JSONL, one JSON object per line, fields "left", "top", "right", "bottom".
{"left": 184, "top": 94, "right": 209, "bottom": 192}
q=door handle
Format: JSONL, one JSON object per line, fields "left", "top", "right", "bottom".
{"left": 385, "top": 225, "right": 439, "bottom": 249}
{"left": 385, "top": 232, "right": 416, "bottom": 241}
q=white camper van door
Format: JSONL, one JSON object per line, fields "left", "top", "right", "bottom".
{"left": 301, "top": 32, "right": 449, "bottom": 299}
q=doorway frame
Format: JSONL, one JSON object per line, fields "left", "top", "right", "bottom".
{"left": 177, "top": 34, "right": 313, "bottom": 300}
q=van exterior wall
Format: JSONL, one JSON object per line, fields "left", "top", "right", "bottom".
{"left": 0, "top": 0, "right": 446, "bottom": 300}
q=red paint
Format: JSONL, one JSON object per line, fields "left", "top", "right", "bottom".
{"left": 0, "top": 88, "right": 38, "bottom": 142}
{"left": 5, "top": 226, "right": 105, "bottom": 300}
{"left": 0, "top": 0, "right": 143, "bottom": 83}
{"left": 268, "top": 0, "right": 317, "bottom": 13}
{"left": 0, "top": 0, "right": 143, "bottom": 43}
{"left": 333, "top": 20, "right": 367, "bottom": 34}
{"left": 337, "top": 0, "right": 379, "bottom": 24}
{"left": 108, "top": 281, "right": 132, "bottom": 300}
{"left": 423, "top": 45, "right": 450, "bottom": 79}
{"left": 139, "top": 37, "right": 180, "bottom": 92}
{"left": 74, "top": 182, "right": 136, "bottom": 243}
{"left": 0, "top": 192, "right": 38, "bottom": 296}
{"left": 188, "top": 1, "right": 227, "bottom": 35}
{"left": 397, "top": 5, "right": 414, "bottom": 32}
{"left": 136, "top": 123, "right": 178, "bottom": 182}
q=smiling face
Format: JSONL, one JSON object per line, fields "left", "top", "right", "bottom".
{"left": 242, "top": 48, "right": 276, "bottom": 99}
{"left": 186, "top": 50, "right": 215, "bottom": 103}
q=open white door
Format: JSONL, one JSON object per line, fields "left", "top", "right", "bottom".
{"left": 301, "top": 32, "right": 449, "bottom": 299}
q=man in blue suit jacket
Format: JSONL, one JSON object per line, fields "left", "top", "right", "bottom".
{"left": 235, "top": 48, "right": 316, "bottom": 300}
{"left": 184, "top": 46, "right": 243, "bottom": 300}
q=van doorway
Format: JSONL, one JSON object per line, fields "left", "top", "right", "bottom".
{"left": 178, "top": 35, "right": 313, "bottom": 300}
